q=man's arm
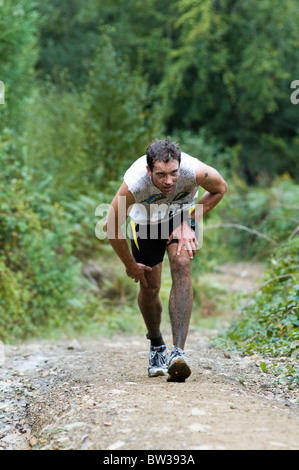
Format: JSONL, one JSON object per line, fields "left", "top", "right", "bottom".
{"left": 194, "top": 162, "right": 227, "bottom": 220}
{"left": 105, "top": 182, "right": 152, "bottom": 287}
{"left": 170, "top": 162, "right": 227, "bottom": 259}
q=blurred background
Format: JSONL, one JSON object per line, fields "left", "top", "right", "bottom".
{"left": 0, "top": 1, "right": 298, "bottom": 378}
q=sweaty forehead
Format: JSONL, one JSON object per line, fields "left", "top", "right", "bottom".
{"left": 152, "top": 160, "right": 179, "bottom": 173}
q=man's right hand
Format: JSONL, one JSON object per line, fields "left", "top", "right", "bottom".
{"left": 126, "top": 262, "right": 152, "bottom": 288}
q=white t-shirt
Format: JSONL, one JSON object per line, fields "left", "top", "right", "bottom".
{"left": 124, "top": 152, "right": 200, "bottom": 224}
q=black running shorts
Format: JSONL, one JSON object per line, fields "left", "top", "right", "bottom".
{"left": 129, "top": 213, "right": 199, "bottom": 268}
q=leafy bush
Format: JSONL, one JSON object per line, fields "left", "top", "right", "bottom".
{"left": 0, "top": 136, "right": 98, "bottom": 341}
{"left": 83, "top": 34, "right": 163, "bottom": 184}
{"left": 20, "top": 78, "right": 91, "bottom": 200}
{"left": 0, "top": 131, "right": 143, "bottom": 341}
{"left": 216, "top": 237, "right": 299, "bottom": 385}
{"left": 225, "top": 239, "right": 298, "bottom": 354}
{"left": 160, "top": 0, "right": 299, "bottom": 182}
{"left": 203, "top": 176, "right": 299, "bottom": 261}
{"left": 0, "top": 0, "right": 38, "bottom": 126}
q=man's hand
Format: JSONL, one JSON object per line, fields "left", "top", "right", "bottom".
{"left": 126, "top": 262, "right": 152, "bottom": 288}
{"left": 168, "top": 221, "right": 199, "bottom": 259}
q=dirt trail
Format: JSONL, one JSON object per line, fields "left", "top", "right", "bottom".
{"left": 0, "top": 263, "right": 298, "bottom": 451}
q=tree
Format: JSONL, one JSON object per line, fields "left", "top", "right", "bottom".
{"left": 161, "top": 0, "right": 299, "bottom": 182}
{"left": 36, "top": 0, "right": 175, "bottom": 89}
{"left": 0, "top": 0, "right": 39, "bottom": 127}
{"left": 83, "top": 34, "right": 163, "bottom": 183}
{"left": 35, "top": 0, "right": 100, "bottom": 86}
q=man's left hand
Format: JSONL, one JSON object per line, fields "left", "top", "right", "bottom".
{"left": 168, "top": 220, "right": 198, "bottom": 259}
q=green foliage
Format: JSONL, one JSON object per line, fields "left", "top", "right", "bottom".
{"left": 0, "top": 131, "right": 141, "bottom": 341}
{"left": 216, "top": 237, "right": 299, "bottom": 385}
{"left": 21, "top": 36, "right": 162, "bottom": 193}
{"left": 34, "top": 0, "right": 299, "bottom": 182}
{"left": 36, "top": 0, "right": 174, "bottom": 88}
{"left": 83, "top": 34, "right": 163, "bottom": 183}
{"left": 209, "top": 176, "right": 299, "bottom": 260}
{"left": 175, "top": 129, "right": 239, "bottom": 180}
{"left": 160, "top": 0, "right": 299, "bottom": 182}
{"left": 19, "top": 77, "right": 91, "bottom": 199}
{"left": 0, "top": 135, "right": 98, "bottom": 340}
{"left": 35, "top": 0, "right": 99, "bottom": 86}
{"left": 92, "top": 0, "right": 175, "bottom": 88}
{"left": 0, "top": 0, "right": 39, "bottom": 125}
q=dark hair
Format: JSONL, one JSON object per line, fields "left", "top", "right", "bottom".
{"left": 146, "top": 138, "right": 181, "bottom": 171}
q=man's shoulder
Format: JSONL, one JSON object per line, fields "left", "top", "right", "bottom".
{"left": 124, "top": 155, "right": 150, "bottom": 197}
{"left": 180, "top": 153, "right": 201, "bottom": 181}
{"left": 180, "top": 152, "right": 200, "bottom": 168}
{"left": 126, "top": 155, "right": 147, "bottom": 171}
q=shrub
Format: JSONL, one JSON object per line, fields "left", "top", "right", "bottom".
{"left": 216, "top": 237, "right": 299, "bottom": 386}
{"left": 0, "top": 136, "right": 95, "bottom": 340}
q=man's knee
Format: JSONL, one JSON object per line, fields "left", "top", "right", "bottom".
{"left": 139, "top": 263, "right": 162, "bottom": 296}
{"left": 170, "top": 253, "right": 191, "bottom": 277}
{"left": 140, "top": 283, "right": 161, "bottom": 298}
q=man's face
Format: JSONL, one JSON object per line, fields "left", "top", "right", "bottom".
{"left": 147, "top": 160, "right": 180, "bottom": 195}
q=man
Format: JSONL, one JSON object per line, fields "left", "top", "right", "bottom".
{"left": 106, "top": 138, "right": 227, "bottom": 382}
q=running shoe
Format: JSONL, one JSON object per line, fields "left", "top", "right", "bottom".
{"left": 148, "top": 344, "right": 168, "bottom": 377}
{"left": 167, "top": 346, "right": 191, "bottom": 382}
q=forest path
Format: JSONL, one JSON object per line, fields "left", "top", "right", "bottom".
{"left": 1, "top": 263, "right": 298, "bottom": 451}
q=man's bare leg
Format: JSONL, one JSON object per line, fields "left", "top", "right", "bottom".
{"left": 167, "top": 244, "right": 193, "bottom": 350}
{"left": 138, "top": 262, "right": 168, "bottom": 377}
{"left": 165, "top": 243, "right": 193, "bottom": 381}
{"left": 137, "top": 262, "right": 164, "bottom": 344}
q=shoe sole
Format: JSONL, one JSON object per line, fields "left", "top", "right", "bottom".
{"left": 167, "top": 357, "right": 191, "bottom": 382}
{"left": 148, "top": 368, "right": 168, "bottom": 378}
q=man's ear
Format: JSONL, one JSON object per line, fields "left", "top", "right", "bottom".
{"left": 146, "top": 165, "right": 152, "bottom": 176}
